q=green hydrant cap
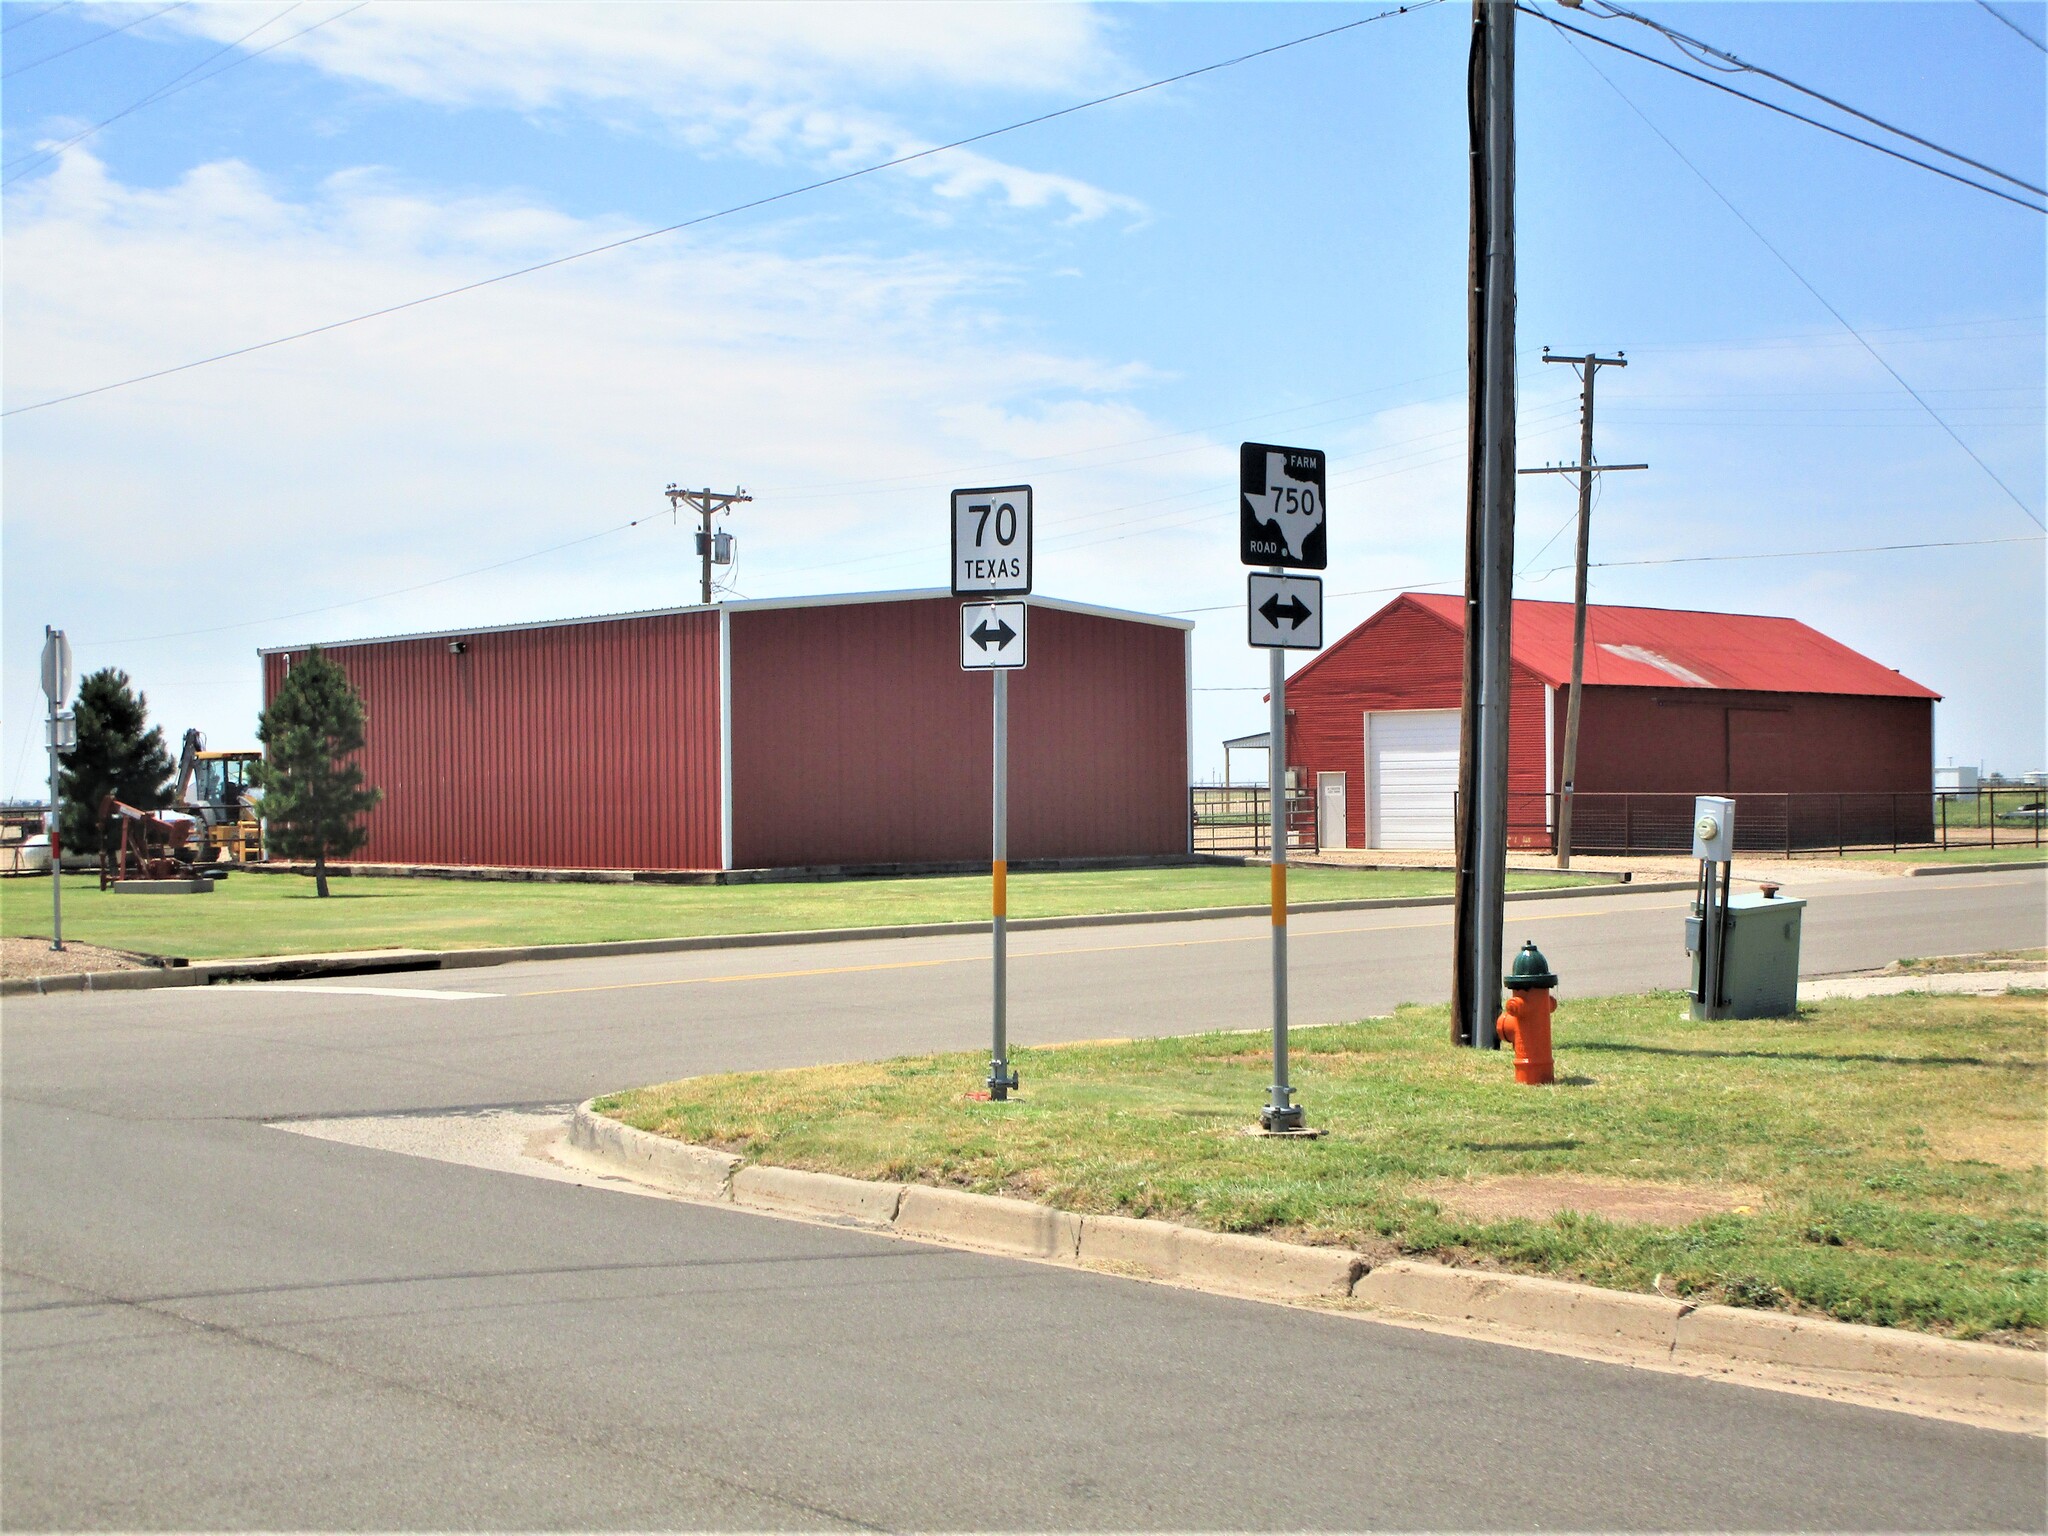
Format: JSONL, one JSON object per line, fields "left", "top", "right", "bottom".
{"left": 1505, "top": 940, "right": 1558, "bottom": 991}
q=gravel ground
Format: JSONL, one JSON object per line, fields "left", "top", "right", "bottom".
{"left": 1, "top": 937, "right": 154, "bottom": 979}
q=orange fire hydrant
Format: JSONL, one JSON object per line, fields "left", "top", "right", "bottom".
{"left": 1494, "top": 940, "right": 1557, "bottom": 1085}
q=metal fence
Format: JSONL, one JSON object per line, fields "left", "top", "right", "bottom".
{"left": 1505, "top": 788, "right": 2044, "bottom": 856}
{"left": 1191, "top": 783, "right": 2048, "bottom": 857}
{"left": 1189, "top": 785, "right": 1317, "bottom": 855}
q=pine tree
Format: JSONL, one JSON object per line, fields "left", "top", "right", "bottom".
{"left": 57, "top": 669, "right": 174, "bottom": 856}
{"left": 255, "top": 649, "right": 381, "bottom": 897}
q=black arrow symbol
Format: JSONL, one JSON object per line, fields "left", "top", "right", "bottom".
{"left": 972, "top": 617, "right": 1017, "bottom": 650}
{"left": 1259, "top": 593, "right": 1311, "bottom": 630}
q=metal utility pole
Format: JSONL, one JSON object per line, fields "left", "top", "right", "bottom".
{"left": 665, "top": 485, "right": 752, "bottom": 604}
{"left": 1520, "top": 352, "right": 1644, "bottom": 869}
{"left": 1452, "top": 0, "right": 1517, "bottom": 1049}
{"left": 40, "top": 627, "right": 73, "bottom": 952}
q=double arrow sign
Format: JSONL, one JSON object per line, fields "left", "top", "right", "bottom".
{"left": 1246, "top": 573, "right": 1322, "bottom": 650}
{"left": 960, "top": 600, "right": 1027, "bottom": 670}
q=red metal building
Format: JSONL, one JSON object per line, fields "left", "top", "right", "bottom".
{"left": 260, "top": 592, "right": 1192, "bottom": 873}
{"left": 1283, "top": 593, "right": 1939, "bottom": 853}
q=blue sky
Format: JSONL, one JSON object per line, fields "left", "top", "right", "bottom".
{"left": 4, "top": 0, "right": 2042, "bottom": 796}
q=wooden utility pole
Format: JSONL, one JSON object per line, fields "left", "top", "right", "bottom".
{"left": 1452, "top": 0, "right": 1517, "bottom": 1049}
{"left": 1520, "top": 353, "right": 1644, "bottom": 868}
{"left": 665, "top": 485, "right": 752, "bottom": 604}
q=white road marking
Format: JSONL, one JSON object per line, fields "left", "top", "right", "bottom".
{"left": 198, "top": 984, "right": 500, "bottom": 1000}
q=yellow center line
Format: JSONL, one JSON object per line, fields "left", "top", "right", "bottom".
{"left": 511, "top": 900, "right": 1690, "bottom": 999}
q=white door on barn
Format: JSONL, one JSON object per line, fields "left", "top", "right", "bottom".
{"left": 1367, "top": 709, "right": 1460, "bottom": 848}
{"left": 1316, "top": 772, "right": 1346, "bottom": 849}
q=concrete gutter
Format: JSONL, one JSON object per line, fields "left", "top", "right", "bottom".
{"left": 0, "top": 877, "right": 1692, "bottom": 997}
{"left": 563, "top": 1104, "right": 2046, "bottom": 1436}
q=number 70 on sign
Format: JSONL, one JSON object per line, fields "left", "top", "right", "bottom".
{"left": 952, "top": 484, "right": 1033, "bottom": 597}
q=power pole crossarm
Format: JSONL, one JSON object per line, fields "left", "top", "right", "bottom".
{"left": 1526, "top": 351, "right": 1644, "bottom": 870}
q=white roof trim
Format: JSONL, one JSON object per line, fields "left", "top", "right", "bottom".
{"left": 259, "top": 587, "right": 1192, "bottom": 654}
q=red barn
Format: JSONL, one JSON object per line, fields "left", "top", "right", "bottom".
{"left": 260, "top": 591, "right": 1192, "bottom": 874}
{"left": 1283, "top": 593, "right": 1939, "bottom": 854}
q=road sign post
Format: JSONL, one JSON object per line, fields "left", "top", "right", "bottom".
{"left": 40, "top": 627, "right": 72, "bottom": 952}
{"left": 1240, "top": 446, "right": 1325, "bottom": 1133}
{"left": 954, "top": 488, "right": 1033, "bottom": 1100}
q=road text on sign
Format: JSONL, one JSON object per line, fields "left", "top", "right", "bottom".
{"left": 1239, "top": 443, "right": 1326, "bottom": 570}
{"left": 960, "top": 601, "right": 1028, "bottom": 670}
{"left": 952, "top": 485, "right": 1033, "bottom": 596}
{"left": 1247, "top": 573, "right": 1324, "bottom": 650}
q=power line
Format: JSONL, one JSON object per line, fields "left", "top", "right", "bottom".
{"left": 1522, "top": 6, "right": 2045, "bottom": 212}
{"left": 1979, "top": 0, "right": 2048, "bottom": 52}
{"left": 76, "top": 511, "right": 675, "bottom": 647}
{"left": 2, "top": 0, "right": 185, "bottom": 79}
{"left": 1548, "top": 23, "right": 2046, "bottom": 531}
{"left": 5, "top": 3, "right": 361, "bottom": 185}
{"left": 1170, "top": 534, "right": 2044, "bottom": 615}
{"left": 1566, "top": 0, "right": 2045, "bottom": 196}
{"left": 1528, "top": 533, "right": 2044, "bottom": 580}
{"left": 3, "top": 2, "right": 74, "bottom": 36}
{"left": 2, "top": 0, "right": 1440, "bottom": 420}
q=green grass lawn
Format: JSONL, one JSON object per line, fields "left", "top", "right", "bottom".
{"left": 599, "top": 991, "right": 2048, "bottom": 1341}
{"left": 1848, "top": 845, "right": 2048, "bottom": 865}
{"left": 0, "top": 864, "right": 1592, "bottom": 963}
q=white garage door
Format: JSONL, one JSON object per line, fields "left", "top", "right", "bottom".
{"left": 1368, "top": 709, "right": 1459, "bottom": 849}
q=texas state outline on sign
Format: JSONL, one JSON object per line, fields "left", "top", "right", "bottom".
{"left": 1240, "top": 447, "right": 1325, "bottom": 567}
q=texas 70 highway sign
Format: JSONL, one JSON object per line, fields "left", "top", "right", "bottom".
{"left": 952, "top": 485, "right": 1032, "bottom": 597}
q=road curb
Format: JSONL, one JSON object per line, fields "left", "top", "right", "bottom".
{"left": 569, "top": 1103, "right": 2046, "bottom": 1434}
{"left": 0, "top": 877, "right": 1688, "bottom": 997}
{"left": 1907, "top": 860, "right": 2048, "bottom": 876}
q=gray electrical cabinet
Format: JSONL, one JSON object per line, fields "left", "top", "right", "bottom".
{"left": 1687, "top": 892, "right": 1805, "bottom": 1019}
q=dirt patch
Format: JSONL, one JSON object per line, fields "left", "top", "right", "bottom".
{"left": 1420, "top": 1175, "right": 1756, "bottom": 1227}
{"left": 1927, "top": 1122, "right": 2045, "bottom": 1170}
{"left": 1, "top": 936, "right": 157, "bottom": 979}
{"left": 1892, "top": 949, "right": 2048, "bottom": 977}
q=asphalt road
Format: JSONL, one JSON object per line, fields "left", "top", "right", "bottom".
{"left": 4, "top": 869, "right": 2043, "bottom": 1530}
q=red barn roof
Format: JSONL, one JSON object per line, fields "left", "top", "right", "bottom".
{"left": 1295, "top": 593, "right": 1938, "bottom": 699}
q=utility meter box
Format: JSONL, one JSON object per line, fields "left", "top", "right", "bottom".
{"left": 1691, "top": 794, "right": 1736, "bottom": 862}
{"left": 1687, "top": 891, "right": 1804, "bottom": 1019}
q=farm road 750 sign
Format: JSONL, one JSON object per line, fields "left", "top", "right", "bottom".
{"left": 1239, "top": 443, "right": 1326, "bottom": 570}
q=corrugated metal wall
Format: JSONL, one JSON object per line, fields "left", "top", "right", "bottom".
{"left": 728, "top": 598, "right": 1188, "bottom": 868}
{"left": 1285, "top": 599, "right": 1548, "bottom": 849}
{"left": 1574, "top": 689, "right": 1933, "bottom": 794}
{"left": 262, "top": 611, "right": 722, "bottom": 869}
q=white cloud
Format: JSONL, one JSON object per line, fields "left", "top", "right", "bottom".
{"left": 138, "top": 0, "right": 1145, "bottom": 222}
{"left": 0, "top": 148, "right": 1184, "bottom": 791}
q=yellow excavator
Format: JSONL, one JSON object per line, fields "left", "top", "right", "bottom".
{"left": 174, "top": 730, "right": 265, "bottom": 865}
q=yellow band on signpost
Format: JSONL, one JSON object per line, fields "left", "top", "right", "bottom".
{"left": 1271, "top": 862, "right": 1286, "bottom": 924}
{"left": 993, "top": 858, "right": 1007, "bottom": 918}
